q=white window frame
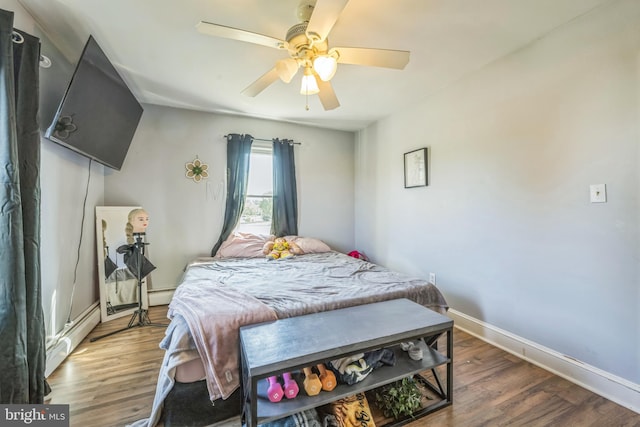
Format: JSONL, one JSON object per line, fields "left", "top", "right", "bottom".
{"left": 236, "top": 141, "right": 273, "bottom": 235}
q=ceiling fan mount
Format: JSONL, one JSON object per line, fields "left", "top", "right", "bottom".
{"left": 196, "top": 0, "right": 410, "bottom": 111}
{"left": 296, "top": 2, "right": 315, "bottom": 23}
{"left": 284, "top": 21, "right": 328, "bottom": 58}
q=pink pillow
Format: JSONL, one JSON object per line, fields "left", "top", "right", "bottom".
{"left": 284, "top": 236, "right": 331, "bottom": 253}
{"left": 215, "top": 232, "right": 274, "bottom": 258}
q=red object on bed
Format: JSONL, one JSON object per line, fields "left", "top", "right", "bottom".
{"left": 347, "top": 250, "right": 369, "bottom": 261}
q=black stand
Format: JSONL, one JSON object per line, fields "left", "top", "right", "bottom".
{"left": 91, "top": 233, "right": 167, "bottom": 342}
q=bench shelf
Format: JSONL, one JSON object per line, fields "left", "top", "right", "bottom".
{"left": 239, "top": 299, "right": 453, "bottom": 427}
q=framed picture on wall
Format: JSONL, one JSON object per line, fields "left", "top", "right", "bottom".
{"left": 404, "top": 148, "right": 428, "bottom": 188}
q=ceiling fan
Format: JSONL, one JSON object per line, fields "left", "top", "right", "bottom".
{"left": 196, "top": 0, "right": 410, "bottom": 110}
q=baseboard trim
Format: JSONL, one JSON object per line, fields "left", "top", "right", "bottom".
{"left": 45, "top": 303, "right": 100, "bottom": 377}
{"left": 148, "top": 288, "right": 175, "bottom": 306}
{"left": 45, "top": 289, "right": 174, "bottom": 377}
{"left": 447, "top": 309, "right": 639, "bottom": 414}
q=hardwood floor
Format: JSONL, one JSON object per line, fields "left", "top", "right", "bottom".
{"left": 45, "top": 306, "right": 640, "bottom": 427}
{"left": 46, "top": 306, "right": 168, "bottom": 427}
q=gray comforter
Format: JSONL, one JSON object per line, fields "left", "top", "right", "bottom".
{"left": 184, "top": 251, "right": 448, "bottom": 317}
{"left": 131, "top": 251, "right": 448, "bottom": 427}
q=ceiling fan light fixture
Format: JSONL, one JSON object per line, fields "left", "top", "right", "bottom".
{"left": 313, "top": 54, "right": 337, "bottom": 81}
{"left": 276, "top": 58, "right": 299, "bottom": 83}
{"left": 196, "top": 0, "right": 409, "bottom": 110}
{"left": 300, "top": 67, "right": 319, "bottom": 95}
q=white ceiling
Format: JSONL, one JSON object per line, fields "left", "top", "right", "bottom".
{"left": 19, "top": 0, "right": 609, "bottom": 131}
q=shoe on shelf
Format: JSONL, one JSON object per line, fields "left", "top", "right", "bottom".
{"left": 400, "top": 341, "right": 423, "bottom": 361}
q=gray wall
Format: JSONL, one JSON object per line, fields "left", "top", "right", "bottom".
{"left": 105, "top": 104, "right": 355, "bottom": 289}
{"left": 355, "top": 0, "right": 639, "bottom": 384}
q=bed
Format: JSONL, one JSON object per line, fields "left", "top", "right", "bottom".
{"left": 130, "top": 234, "right": 448, "bottom": 427}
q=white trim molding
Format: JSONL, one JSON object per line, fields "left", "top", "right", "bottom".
{"left": 148, "top": 288, "right": 175, "bottom": 306}
{"left": 447, "top": 308, "right": 639, "bottom": 414}
{"left": 45, "top": 303, "right": 100, "bottom": 377}
{"left": 45, "top": 289, "right": 174, "bottom": 378}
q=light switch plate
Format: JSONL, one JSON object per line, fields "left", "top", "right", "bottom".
{"left": 590, "top": 184, "right": 606, "bottom": 203}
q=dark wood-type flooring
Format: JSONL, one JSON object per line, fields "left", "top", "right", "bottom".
{"left": 45, "top": 306, "right": 640, "bottom": 427}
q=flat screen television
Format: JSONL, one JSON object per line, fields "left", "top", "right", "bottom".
{"left": 45, "top": 35, "right": 143, "bottom": 171}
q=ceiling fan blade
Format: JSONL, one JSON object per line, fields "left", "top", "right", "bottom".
{"left": 336, "top": 47, "right": 410, "bottom": 69}
{"left": 317, "top": 79, "right": 340, "bottom": 111}
{"left": 241, "top": 67, "right": 280, "bottom": 97}
{"left": 196, "top": 21, "right": 287, "bottom": 50}
{"left": 306, "top": 0, "right": 350, "bottom": 42}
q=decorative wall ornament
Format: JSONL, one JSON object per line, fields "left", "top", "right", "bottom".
{"left": 185, "top": 157, "right": 209, "bottom": 182}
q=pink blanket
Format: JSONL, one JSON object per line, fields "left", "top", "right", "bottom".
{"left": 170, "top": 252, "right": 448, "bottom": 402}
{"left": 168, "top": 279, "right": 277, "bottom": 400}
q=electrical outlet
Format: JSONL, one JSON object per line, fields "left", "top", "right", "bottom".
{"left": 429, "top": 273, "right": 436, "bottom": 284}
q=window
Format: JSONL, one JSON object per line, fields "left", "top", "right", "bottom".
{"left": 236, "top": 142, "right": 272, "bottom": 235}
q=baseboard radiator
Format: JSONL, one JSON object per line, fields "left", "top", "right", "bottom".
{"left": 45, "top": 302, "right": 100, "bottom": 377}
{"left": 45, "top": 289, "right": 175, "bottom": 377}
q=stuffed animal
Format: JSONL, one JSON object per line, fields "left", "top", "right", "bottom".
{"left": 263, "top": 237, "right": 303, "bottom": 260}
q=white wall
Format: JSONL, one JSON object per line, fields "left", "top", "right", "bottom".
{"left": 1, "top": 0, "right": 104, "bottom": 343}
{"left": 355, "top": 0, "right": 639, "bottom": 386}
{"left": 105, "top": 105, "right": 355, "bottom": 289}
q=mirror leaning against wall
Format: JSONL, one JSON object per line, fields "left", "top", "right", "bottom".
{"left": 95, "top": 206, "right": 150, "bottom": 322}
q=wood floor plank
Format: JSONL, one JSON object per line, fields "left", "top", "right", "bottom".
{"left": 46, "top": 306, "right": 640, "bottom": 427}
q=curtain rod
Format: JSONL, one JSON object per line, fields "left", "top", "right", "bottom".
{"left": 12, "top": 30, "right": 52, "bottom": 68}
{"left": 224, "top": 135, "right": 301, "bottom": 145}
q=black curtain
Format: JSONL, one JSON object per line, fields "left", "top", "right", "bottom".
{"left": 271, "top": 139, "right": 298, "bottom": 236}
{"left": 210, "top": 133, "right": 253, "bottom": 256}
{"left": 0, "top": 9, "right": 47, "bottom": 403}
